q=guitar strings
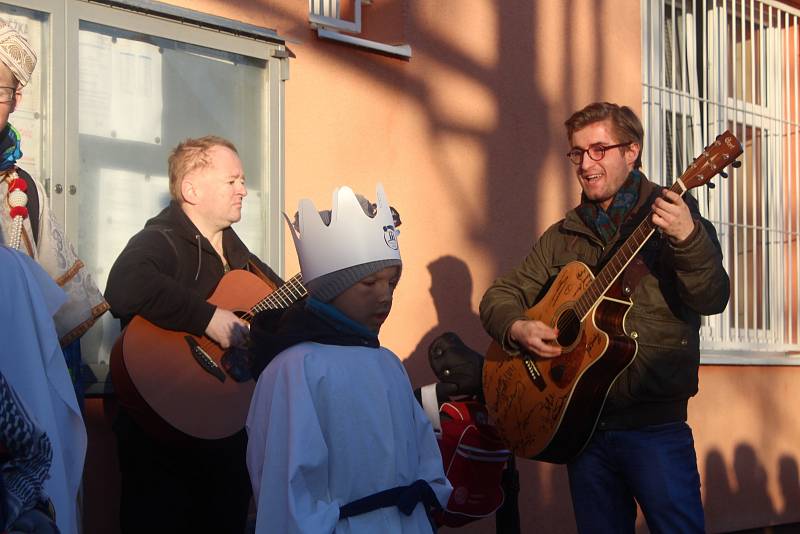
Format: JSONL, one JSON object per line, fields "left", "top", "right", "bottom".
{"left": 556, "top": 181, "right": 688, "bottom": 341}
{"left": 238, "top": 273, "right": 309, "bottom": 323}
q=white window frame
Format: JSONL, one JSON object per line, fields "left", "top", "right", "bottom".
{"left": 308, "top": 0, "right": 411, "bottom": 58}
{"left": 1, "top": 0, "right": 289, "bottom": 389}
{"left": 643, "top": 0, "right": 800, "bottom": 364}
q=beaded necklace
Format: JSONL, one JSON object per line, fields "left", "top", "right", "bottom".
{"left": 3, "top": 168, "right": 28, "bottom": 249}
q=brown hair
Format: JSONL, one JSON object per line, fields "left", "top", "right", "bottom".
{"left": 168, "top": 135, "right": 238, "bottom": 201}
{"left": 564, "top": 102, "right": 644, "bottom": 169}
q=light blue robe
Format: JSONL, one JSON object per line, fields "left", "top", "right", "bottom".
{"left": 246, "top": 342, "right": 451, "bottom": 533}
{"left": 0, "top": 247, "right": 87, "bottom": 534}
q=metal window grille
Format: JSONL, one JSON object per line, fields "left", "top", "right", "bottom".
{"left": 309, "top": 0, "right": 362, "bottom": 34}
{"left": 307, "top": 0, "right": 411, "bottom": 58}
{"left": 642, "top": 0, "right": 800, "bottom": 359}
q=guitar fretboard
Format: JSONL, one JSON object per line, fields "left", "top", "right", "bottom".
{"left": 240, "top": 273, "right": 307, "bottom": 322}
{"left": 574, "top": 180, "right": 684, "bottom": 320}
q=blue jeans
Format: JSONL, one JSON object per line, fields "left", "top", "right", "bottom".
{"left": 567, "top": 422, "right": 704, "bottom": 534}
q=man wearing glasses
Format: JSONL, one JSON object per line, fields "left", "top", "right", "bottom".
{"left": 480, "top": 101, "right": 729, "bottom": 532}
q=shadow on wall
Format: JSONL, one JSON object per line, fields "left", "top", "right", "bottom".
{"left": 704, "top": 445, "right": 800, "bottom": 533}
{"left": 265, "top": 4, "right": 800, "bottom": 534}
{"left": 404, "top": 255, "right": 486, "bottom": 389}
{"left": 264, "top": 2, "right": 612, "bottom": 532}
{"left": 405, "top": 254, "right": 577, "bottom": 533}
{"left": 287, "top": 0, "right": 578, "bottom": 403}
{"left": 274, "top": 0, "right": 580, "bottom": 277}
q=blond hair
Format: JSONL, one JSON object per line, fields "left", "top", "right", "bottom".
{"left": 168, "top": 136, "right": 238, "bottom": 201}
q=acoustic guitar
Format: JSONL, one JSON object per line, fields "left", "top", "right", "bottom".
{"left": 482, "top": 131, "right": 743, "bottom": 463}
{"left": 110, "top": 270, "right": 306, "bottom": 441}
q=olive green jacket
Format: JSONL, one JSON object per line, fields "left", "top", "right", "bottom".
{"left": 479, "top": 176, "right": 730, "bottom": 429}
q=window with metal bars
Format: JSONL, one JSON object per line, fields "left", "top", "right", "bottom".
{"left": 307, "top": 0, "right": 411, "bottom": 57}
{"left": 642, "top": 0, "right": 800, "bottom": 361}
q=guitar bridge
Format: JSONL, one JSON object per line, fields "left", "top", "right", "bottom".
{"left": 522, "top": 354, "right": 547, "bottom": 392}
{"left": 184, "top": 336, "right": 226, "bottom": 383}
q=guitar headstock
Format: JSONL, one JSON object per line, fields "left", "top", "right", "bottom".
{"left": 678, "top": 130, "right": 744, "bottom": 191}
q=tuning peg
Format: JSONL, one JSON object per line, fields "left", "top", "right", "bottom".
{"left": 707, "top": 182, "right": 716, "bottom": 189}
{"left": 720, "top": 171, "right": 728, "bottom": 178}
{"left": 732, "top": 160, "right": 742, "bottom": 168}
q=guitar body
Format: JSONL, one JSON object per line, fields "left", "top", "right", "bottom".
{"left": 110, "top": 270, "right": 275, "bottom": 441}
{"left": 482, "top": 130, "right": 743, "bottom": 463}
{"left": 482, "top": 261, "right": 637, "bottom": 463}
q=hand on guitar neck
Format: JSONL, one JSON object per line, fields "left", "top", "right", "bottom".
{"left": 651, "top": 188, "right": 695, "bottom": 244}
{"left": 205, "top": 308, "right": 249, "bottom": 349}
{"left": 507, "top": 190, "right": 695, "bottom": 361}
{"left": 508, "top": 319, "right": 561, "bottom": 358}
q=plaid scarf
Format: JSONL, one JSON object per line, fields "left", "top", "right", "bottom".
{"left": 0, "top": 123, "right": 22, "bottom": 171}
{"left": 575, "top": 170, "right": 643, "bottom": 244}
{"left": 0, "top": 371, "right": 53, "bottom": 530}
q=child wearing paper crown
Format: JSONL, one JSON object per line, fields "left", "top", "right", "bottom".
{"left": 245, "top": 183, "right": 451, "bottom": 533}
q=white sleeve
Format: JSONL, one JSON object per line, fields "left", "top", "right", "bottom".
{"left": 411, "top": 394, "right": 453, "bottom": 508}
{"left": 246, "top": 351, "right": 341, "bottom": 534}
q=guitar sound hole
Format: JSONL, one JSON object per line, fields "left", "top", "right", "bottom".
{"left": 556, "top": 308, "right": 581, "bottom": 348}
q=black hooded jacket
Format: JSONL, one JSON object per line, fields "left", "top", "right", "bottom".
{"left": 105, "top": 201, "right": 282, "bottom": 335}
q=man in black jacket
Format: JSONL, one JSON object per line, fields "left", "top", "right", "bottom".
{"left": 105, "top": 136, "right": 282, "bottom": 534}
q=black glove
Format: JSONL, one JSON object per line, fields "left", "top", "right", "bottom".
{"left": 427, "top": 332, "right": 484, "bottom": 399}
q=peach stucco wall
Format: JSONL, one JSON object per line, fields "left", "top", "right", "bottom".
{"left": 82, "top": 1, "right": 800, "bottom": 533}
{"left": 159, "top": 0, "right": 643, "bottom": 387}
{"left": 691, "top": 366, "right": 800, "bottom": 532}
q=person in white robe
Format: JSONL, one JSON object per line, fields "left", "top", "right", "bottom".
{"left": 0, "top": 20, "right": 108, "bottom": 410}
{"left": 0, "top": 246, "right": 88, "bottom": 534}
{"left": 246, "top": 184, "right": 451, "bottom": 533}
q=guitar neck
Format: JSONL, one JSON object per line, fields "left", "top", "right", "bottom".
{"left": 575, "top": 180, "right": 685, "bottom": 320}
{"left": 250, "top": 272, "right": 307, "bottom": 315}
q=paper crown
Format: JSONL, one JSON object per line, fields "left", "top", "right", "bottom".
{"left": 286, "top": 183, "right": 401, "bottom": 284}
